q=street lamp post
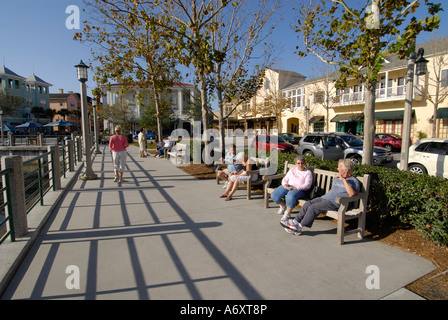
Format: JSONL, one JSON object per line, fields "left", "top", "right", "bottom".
{"left": 399, "top": 47, "right": 428, "bottom": 171}
{"left": 75, "top": 60, "right": 98, "bottom": 180}
{"left": 92, "top": 98, "right": 102, "bottom": 154}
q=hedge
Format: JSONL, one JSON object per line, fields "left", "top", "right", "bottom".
{"left": 271, "top": 152, "right": 448, "bottom": 247}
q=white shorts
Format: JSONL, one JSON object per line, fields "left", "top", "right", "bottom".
{"left": 112, "top": 151, "right": 127, "bottom": 173}
{"left": 230, "top": 173, "right": 258, "bottom": 183}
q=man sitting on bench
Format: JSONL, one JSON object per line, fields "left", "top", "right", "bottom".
{"left": 280, "top": 159, "right": 360, "bottom": 236}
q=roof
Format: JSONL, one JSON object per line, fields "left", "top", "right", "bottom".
{"left": 25, "top": 74, "right": 53, "bottom": 86}
{"left": 282, "top": 36, "right": 448, "bottom": 89}
{"left": 49, "top": 93, "right": 79, "bottom": 100}
{"left": 0, "top": 66, "right": 26, "bottom": 79}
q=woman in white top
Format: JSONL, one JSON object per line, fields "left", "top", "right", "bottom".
{"left": 219, "top": 154, "right": 258, "bottom": 201}
{"left": 271, "top": 156, "right": 313, "bottom": 218}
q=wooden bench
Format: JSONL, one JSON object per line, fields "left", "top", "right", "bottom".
{"left": 216, "top": 157, "right": 269, "bottom": 200}
{"left": 167, "top": 143, "right": 188, "bottom": 165}
{"left": 263, "top": 161, "right": 371, "bottom": 244}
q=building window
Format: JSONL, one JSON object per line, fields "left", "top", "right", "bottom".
{"left": 264, "top": 79, "right": 270, "bottom": 90}
{"left": 438, "top": 119, "right": 448, "bottom": 138}
{"left": 313, "top": 121, "right": 324, "bottom": 132}
{"left": 397, "top": 77, "right": 404, "bottom": 95}
{"left": 441, "top": 69, "right": 448, "bottom": 87}
{"left": 285, "top": 88, "right": 305, "bottom": 109}
{"left": 314, "top": 91, "right": 324, "bottom": 104}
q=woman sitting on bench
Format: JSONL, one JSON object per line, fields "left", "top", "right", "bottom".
{"left": 219, "top": 153, "right": 257, "bottom": 201}
{"left": 271, "top": 156, "right": 313, "bottom": 220}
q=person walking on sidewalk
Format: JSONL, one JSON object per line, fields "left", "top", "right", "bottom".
{"left": 109, "top": 126, "right": 129, "bottom": 183}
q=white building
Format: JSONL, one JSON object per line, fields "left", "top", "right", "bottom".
{"left": 103, "top": 82, "right": 198, "bottom": 135}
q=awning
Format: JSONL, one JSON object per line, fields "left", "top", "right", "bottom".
{"left": 309, "top": 116, "right": 324, "bottom": 123}
{"left": 437, "top": 108, "right": 448, "bottom": 119}
{"left": 375, "top": 110, "right": 415, "bottom": 120}
{"left": 331, "top": 113, "right": 364, "bottom": 122}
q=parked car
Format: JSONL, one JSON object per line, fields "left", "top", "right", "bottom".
{"left": 133, "top": 131, "right": 156, "bottom": 140}
{"left": 297, "top": 132, "right": 393, "bottom": 165}
{"left": 374, "top": 133, "right": 403, "bottom": 151}
{"left": 399, "top": 138, "right": 448, "bottom": 178}
{"left": 251, "top": 134, "right": 295, "bottom": 153}
{"left": 279, "top": 133, "right": 301, "bottom": 145}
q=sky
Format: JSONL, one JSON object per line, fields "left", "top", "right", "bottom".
{"left": 0, "top": 0, "right": 447, "bottom": 106}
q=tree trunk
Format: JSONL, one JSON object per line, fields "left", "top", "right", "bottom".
{"left": 216, "top": 64, "right": 226, "bottom": 158}
{"left": 150, "top": 81, "right": 163, "bottom": 140}
{"left": 199, "top": 71, "right": 209, "bottom": 139}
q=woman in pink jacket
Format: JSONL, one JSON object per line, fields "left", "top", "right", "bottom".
{"left": 271, "top": 155, "right": 313, "bottom": 220}
{"left": 109, "top": 126, "right": 129, "bottom": 182}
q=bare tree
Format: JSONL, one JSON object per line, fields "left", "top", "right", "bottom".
{"left": 294, "top": 0, "right": 442, "bottom": 164}
{"left": 208, "top": 0, "right": 279, "bottom": 154}
{"left": 426, "top": 34, "right": 448, "bottom": 137}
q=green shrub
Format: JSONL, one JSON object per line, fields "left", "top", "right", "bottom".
{"left": 270, "top": 154, "right": 448, "bottom": 246}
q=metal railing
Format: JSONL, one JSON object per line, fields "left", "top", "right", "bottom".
{"left": 23, "top": 152, "right": 54, "bottom": 214}
{"left": 0, "top": 168, "right": 13, "bottom": 245}
{"left": 0, "top": 138, "right": 82, "bottom": 244}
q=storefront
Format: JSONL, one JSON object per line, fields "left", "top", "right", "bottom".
{"left": 330, "top": 113, "right": 364, "bottom": 134}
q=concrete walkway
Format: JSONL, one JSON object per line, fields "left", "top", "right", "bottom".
{"left": 1, "top": 145, "right": 434, "bottom": 300}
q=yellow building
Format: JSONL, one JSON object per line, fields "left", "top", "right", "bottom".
{"left": 282, "top": 37, "right": 448, "bottom": 142}
{"left": 223, "top": 37, "right": 448, "bottom": 142}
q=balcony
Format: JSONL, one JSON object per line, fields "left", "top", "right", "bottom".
{"left": 331, "top": 84, "right": 420, "bottom": 107}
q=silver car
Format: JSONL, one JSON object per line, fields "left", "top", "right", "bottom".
{"left": 297, "top": 133, "right": 393, "bottom": 165}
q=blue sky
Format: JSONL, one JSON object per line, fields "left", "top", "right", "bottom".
{"left": 0, "top": 0, "right": 446, "bottom": 102}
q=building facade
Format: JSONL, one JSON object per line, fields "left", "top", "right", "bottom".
{"left": 219, "top": 68, "right": 306, "bottom": 135}
{"left": 0, "top": 66, "right": 52, "bottom": 125}
{"left": 103, "top": 82, "right": 198, "bottom": 135}
{"left": 49, "top": 89, "right": 84, "bottom": 125}
{"left": 223, "top": 37, "right": 448, "bottom": 142}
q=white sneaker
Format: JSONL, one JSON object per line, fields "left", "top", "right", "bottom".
{"left": 281, "top": 212, "right": 290, "bottom": 222}
{"left": 114, "top": 176, "right": 118, "bottom": 183}
{"left": 280, "top": 219, "right": 302, "bottom": 234}
{"left": 277, "top": 205, "right": 286, "bottom": 215}
{"left": 222, "top": 181, "right": 228, "bottom": 189}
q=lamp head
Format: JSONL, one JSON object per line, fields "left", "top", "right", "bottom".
{"left": 75, "top": 60, "right": 89, "bottom": 83}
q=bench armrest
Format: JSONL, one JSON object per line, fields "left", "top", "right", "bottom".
{"left": 334, "top": 192, "right": 365, "bottom": 205}
{"left": 262, "top": 173, "right": 285, "bottom": 182}
{"left": 246, "top": 169, "right": 260, "bottom": 175}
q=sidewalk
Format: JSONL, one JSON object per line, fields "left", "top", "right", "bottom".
{"left": 1, "top": 145, "right": 435, "bottom": 300}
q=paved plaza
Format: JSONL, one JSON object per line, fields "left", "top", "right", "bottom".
{"left": 0, "top": 145, "right": 435, "bottom": 300}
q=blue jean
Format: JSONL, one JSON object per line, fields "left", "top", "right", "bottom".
{"left": 271, "top": 186, "right": 307, "bottom": 209}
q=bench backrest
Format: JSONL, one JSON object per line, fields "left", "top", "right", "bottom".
{"left": 175, "top": 143, "right": 187, "bottom": 150}
{"left": 250, "top": 157, "right": 269, "bottom": 170}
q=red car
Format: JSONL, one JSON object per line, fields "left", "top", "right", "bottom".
{"left": 374, "top": 133, "right": 402, "bottom": 151}
{"left": 251, "top": 135, "right": 295, "bottom": 153}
